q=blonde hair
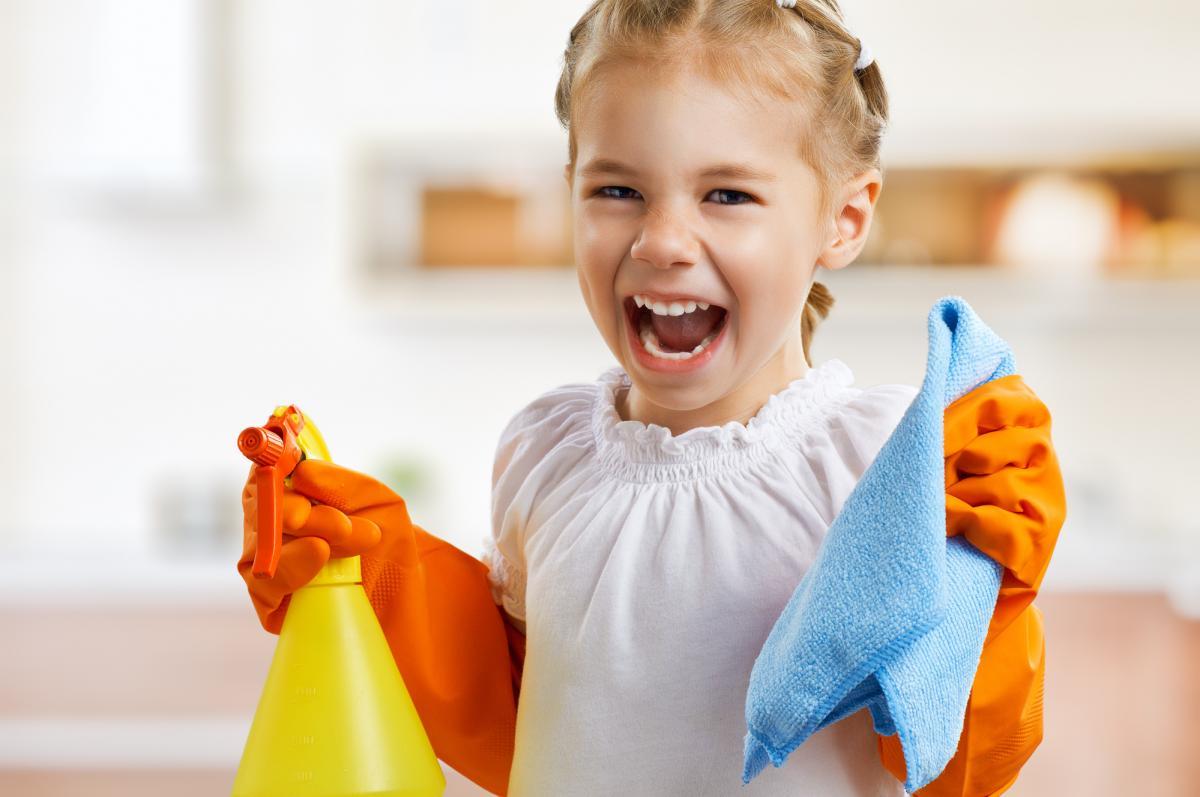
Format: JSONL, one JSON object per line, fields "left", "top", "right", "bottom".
{"left": 555, "top": 0, "right": 888, "bottom": 366}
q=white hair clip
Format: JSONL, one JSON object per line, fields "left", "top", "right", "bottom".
{"left": 853, "top": 40, "right": 874, "bottom": 72}
{"left": 775, "top": 0, "right": 875, "bottom": 72}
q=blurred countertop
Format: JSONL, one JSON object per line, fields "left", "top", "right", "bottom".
{"left": 0, "top": 528, "right": 1197, "bottom": 617}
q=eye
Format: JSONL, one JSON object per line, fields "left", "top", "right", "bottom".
{"left": 596, "top": 186, "right": 640, "bottom": 201}
{"left": 593, "top": 186, "right": 756, "bottom": 205}
{"left": 709, "top": 189, "right": 754, "bottom": 205}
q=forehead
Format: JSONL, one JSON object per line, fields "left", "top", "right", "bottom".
{"left": 574, "top": 60, "right": 806, "bottom": 181}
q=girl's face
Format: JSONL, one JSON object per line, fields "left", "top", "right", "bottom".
{"left": 566, "top": 60, "right": 874, "bottom": 433}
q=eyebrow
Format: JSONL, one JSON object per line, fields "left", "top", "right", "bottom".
{"left": 578, "top": 157, "right": 777, "bottom": 183}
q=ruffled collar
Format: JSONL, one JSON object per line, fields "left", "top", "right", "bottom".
{"left": 591, "top": 358, "right": 856, "bottom": 480}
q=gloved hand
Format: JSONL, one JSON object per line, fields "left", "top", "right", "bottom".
{"left": 877, "top": 373, "right": 1066, "bottom": 797}
{"left": 238, "top": 458, "right": 396, "bottom": 634}
{"left": 239, "top": 455, "right": 521, "bottom": 794}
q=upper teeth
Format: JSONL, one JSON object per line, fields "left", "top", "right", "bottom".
{"left": 633, "top": 294, "right": 711, "bottom": 316}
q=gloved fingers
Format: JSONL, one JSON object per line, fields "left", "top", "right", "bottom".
{"left": 238, "top": 531, "right": 330, "bottom": 595}
{"left": 947, "top": 424, "right": 1051, "bottom": 480}
{"left": 289, "top": 459, "right": 405, "bottom": 514}
{"left": 242, "top": 469, "right": 258, "bottom": 511}
{"left": 243, "top": 479, "right": 321, "bottom": 547}
{"left": 941, "top": 375, "right": 1065, "bottom": 593}
{"left": 238, "top": 534, "right": 331, "bottom": 634}
{"left": 352, "top": 503, "right": 420, "bottom": 566}
{"left": 947, "top": 441, "right": 1065, "bottom": 589}
{"left": 284, "top": 501, "right": 354, "bottom": 548}
{"left": 243, "top": 466, "right": 385, "bottom": 556}
{"left": 948, "top": 454, "right": 1054, "bottom": 512}
{"left": 943, "top": 375, "right": 1050, "bottom": 457}
{"left": 238, "top": 520, "right": 258, "bottom": 563}
{"left": 948, "top": 492, "right": 1042, "bottom": 542}
{"left": 947, "top": 494, "right": 1055, "bottom": 590}
{"left": 327, "top": 515, "right": 382, "bottom": 559}
{"left": 280, "top": 489, "right": 313, "bottom": 532}
{"left": 273, "top": 535, "right": 332, "bottom": 591}
{"left": 243, "top": 470, "right": 349, "bottom": 537}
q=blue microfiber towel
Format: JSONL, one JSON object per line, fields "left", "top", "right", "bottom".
{"left": 743, "top": 295, "right": 1016, "bottom": 793}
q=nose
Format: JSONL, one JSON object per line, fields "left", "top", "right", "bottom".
{"left": 629, "top": 205, "right": 700, "bottom": 270}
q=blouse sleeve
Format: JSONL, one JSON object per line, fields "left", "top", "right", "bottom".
{"left": 482, "top": 408, "right": 534, "bottom": 623}
{"left": 481, "top": 382, "right": 595, "bottom": 624}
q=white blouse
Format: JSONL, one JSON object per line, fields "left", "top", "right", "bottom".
{"left": 482, "top": 358, "right": 918, "bottom": 797}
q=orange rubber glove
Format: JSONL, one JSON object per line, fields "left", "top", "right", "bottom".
{"left": 239, "top": 464, "right": 383, "bottom": 634}
{"left": 238, "top": 459, "right": 522, "bottom": 796}
{"left": 876, "top": 374, "right": 1066, "bottom": 797}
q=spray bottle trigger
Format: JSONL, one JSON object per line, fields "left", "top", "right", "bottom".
{"left": 238, "top": 410, "right": 306, "bottom": 579}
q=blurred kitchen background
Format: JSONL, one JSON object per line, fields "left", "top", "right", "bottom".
{"left": 1, "top": 0, "right": 1197, "bottom": 795}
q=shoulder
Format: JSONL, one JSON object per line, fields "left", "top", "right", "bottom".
{"left": 822, "top": 381, "right": 919, "bottom": 473}
{"left": 839, "top": 381, "right": 919, "bottom": 425}
{"left": 775, "top": 378, "right": 917, "bottom": 518}
{"left": 492, "top": 374, "right": 600, "bottom": 471}
{"left": 486, "top": 370, "right": 609, "bottom": 581}
{"left": 490, "top": 369, "right": 610, "bottom": 515}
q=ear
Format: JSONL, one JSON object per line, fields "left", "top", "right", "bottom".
{"left": 816, "top": 168, "right": 882, "bottom": 271}
{"left": 563, "top": 163, "right": 573, "bottom": 191}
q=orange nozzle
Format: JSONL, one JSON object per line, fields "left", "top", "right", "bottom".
{"left": 238, "top": 427, "right": 285, "bottom": 466}
{"left": 238, "top": 406, "right": 307, "bottom": 579}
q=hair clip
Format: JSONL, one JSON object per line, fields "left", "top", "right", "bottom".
{"left": 776, "top": 0, "right": 875, "bottom": 72}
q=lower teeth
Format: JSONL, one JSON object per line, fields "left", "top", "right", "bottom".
{"left": 638, "top": 314, "right": 722, "bottom": 361}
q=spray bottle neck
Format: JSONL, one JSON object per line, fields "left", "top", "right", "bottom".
{"left": 306, "top": 555, "right": 363, "bottom": 587}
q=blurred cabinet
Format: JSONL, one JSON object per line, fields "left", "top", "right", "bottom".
{"left": 351, "top": 132, "right": 1200, "bottom": 280}
{"left": 354, "top": 133, "right": 573, "bottom": 275}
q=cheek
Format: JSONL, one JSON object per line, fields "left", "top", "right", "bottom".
{"left": 575, "top": 202, "right": 621, "bottom": 253}
{"left": 575, "top": 255, "right": 622, "bottom": 344}
{"left": 724, "top": 263, "right": 810, "bottom": 345}
{"left": 575, "top": 213, "right": 625, "bottom": 308}
{"left": 575, "top": 267, "right": 595, "bottom": 313}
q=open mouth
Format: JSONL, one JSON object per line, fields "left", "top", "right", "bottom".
{"left": 623, "top": 294, "right": 729, "bottom": 360}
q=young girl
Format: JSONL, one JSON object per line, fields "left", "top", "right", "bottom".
{"left": 240, "top": 2, "right": 1054, "bottom": 795}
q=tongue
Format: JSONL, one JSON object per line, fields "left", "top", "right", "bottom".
{"left": 649, "top": 305, "right": 725, "bottom": 353}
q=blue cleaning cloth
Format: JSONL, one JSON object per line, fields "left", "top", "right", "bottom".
{"left": 743, "top": 295, "right": 1016, "bottom": 793}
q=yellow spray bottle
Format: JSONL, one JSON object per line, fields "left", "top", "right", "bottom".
{"left": 232, "top": 404, "right": 445, "bottom": 797}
